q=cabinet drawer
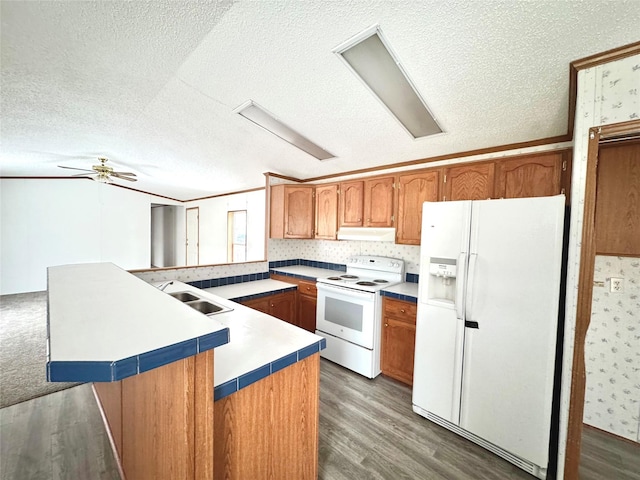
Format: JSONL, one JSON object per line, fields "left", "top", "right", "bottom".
{"left": 383, "top": 297, "right": 417, "bottom": 322}
{"left": 298, "top": 280, "right": 317, "bottom": 297}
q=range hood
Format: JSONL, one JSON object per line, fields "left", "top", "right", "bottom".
{"left": 336, "top": 227, "right": 396, "bottom": 242}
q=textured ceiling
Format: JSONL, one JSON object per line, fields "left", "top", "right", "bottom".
{"left": 1, "top": 1, "right": 639, "bottom": 200}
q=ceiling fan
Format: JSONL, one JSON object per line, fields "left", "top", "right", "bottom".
{"left": 58, "top": 157, "right": 137, "bottom": 183}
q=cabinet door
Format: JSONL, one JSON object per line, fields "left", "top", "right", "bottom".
{"left": 339, "top": 181, "right": 364, "bottom": 227}
{"left": 297, "top": 293, "right": 317, "bottom": 333}
{"left": 241, "top": 296, "right": 270, "bottom": 314}
{"left": 284, "top": 186, "right": 314, "bottom": 238}
{"left": 269, "top": 291, "right": 297, "bottom": 325}
{"left": 315, "top": 184, "right": 338, "bottom": 240}
{"left": 495, "top": 152, "right": 563, "bottom": 199}
{"left": 381, "top": 316, "right": 416, "bottom": 386}
{"left": 364, "top": 176, "right": 394, "bottom": 227}
{"left": 396, "top": 170, "right": 440, "bottom": 245}
{"left": 443, "top": 163, "right": 495, "bottom": 201}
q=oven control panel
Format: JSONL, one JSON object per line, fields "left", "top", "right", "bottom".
{"left": 346, "top": 256, "right": 404, "bottom": 274}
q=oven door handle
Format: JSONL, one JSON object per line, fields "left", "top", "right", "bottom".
{"left": 316, "top": 282, "right": 376, "bottom": 299}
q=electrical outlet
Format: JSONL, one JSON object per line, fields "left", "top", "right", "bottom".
{"left": 610, "top": 277, "right": 623, "bottom": 293}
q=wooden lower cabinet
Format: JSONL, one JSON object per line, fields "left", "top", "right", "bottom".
{"left": 381, "top": 297, "right": 417, "bottom": 386}
{"left": 214, "top": 353, "right": 320, "bottom": 480}
{"left": 241, "top": 290, "right": 296, "bottom": 325}
{"left": 269, "top": 275, "right": 318, "bottom": 332}
{"left": 93, "top": 350, "right": 215, "bottom": 480}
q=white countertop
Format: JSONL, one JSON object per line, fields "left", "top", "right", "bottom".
{"left": 162, "top": 281, "right": 324, "bottom": 388}
{"left": 47, "top": 263, "right": 229, "bottom": 364}
{"left": 270, "top": 265, "right": 343, "bottom": 279}
{"left": 383, "top": 282, "right": 419, "bottom": 298}
{"left": 205, "top": 278, "right": 295, "bottom": 300}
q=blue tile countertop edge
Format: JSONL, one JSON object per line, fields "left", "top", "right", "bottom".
{"left": 380, "top": 290, "right": 418, "bottom": 303}
{"left": 269, "top": 259, "right": 347, "bottom": 271}
{"left": 228, "top": 285, "right": 298, "bottom": 303}
{"left": 214, "top": 338, "right": 326, "bottom": 401}
{"left": 47, "top": 327, "right": 230, "bottom": 382}
{"left": 268, "top": 270, "right": 317, "bottom": 282}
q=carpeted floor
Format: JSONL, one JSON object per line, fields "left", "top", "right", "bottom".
{"left": 0, "top": 291, "right": 78, "bottom": 409}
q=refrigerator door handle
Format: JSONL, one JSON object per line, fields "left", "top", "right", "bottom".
{"left": 465, "top": 253, "right": 478, "bottom": 320}
{"left": 455, "top": 252, "right": 467, "bottom": 320}
{"left": 464, "top": 320, "right": 479, "bottom": 329}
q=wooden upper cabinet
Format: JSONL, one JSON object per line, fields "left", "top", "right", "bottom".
{"left": 315, "top": 183, "right": 338, "bottom": 240}
{"left": 270, "top": 185, "right": 314, "bottom": 239}
{"left": 396, "top": 169, "right": 440, "bottom": 245}
{"left": 364, "top": 176, "right": 395, "bottom": 227}
{"left": 495, "top": 152, "right": 564, "bottom": 199}
{"left": 339, "top": 181, "right": 364, "bottom": 227}
{"left": 595, "top": 140, "right": 640, "bottom": 256}
{"left": 443, "top": 163, "right": 495, "bottom": 201}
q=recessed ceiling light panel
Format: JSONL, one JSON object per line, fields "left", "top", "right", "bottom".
{"left": 234, "top": 100, "right": 334, "bottom": 160}
{"left": 334, "top": 25, "right": 443, "bottom": 139}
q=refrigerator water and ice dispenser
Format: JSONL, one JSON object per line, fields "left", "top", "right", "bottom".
{"left": 424, "top": 257, "right": 458, "bottom": 307}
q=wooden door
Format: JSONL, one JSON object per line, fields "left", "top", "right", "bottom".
{"left": 364, "top": 176, "right": 394, "bottom": 227}
{"left": 594, "top": 139, "right": 640, "bottom": 256}
{"left": 297, "top": 293, "right": 317, "bottom": 332}
{"left": 495, "top": 152, "right": 564, "bottom": 199}
{"left": 443, "top": 163, "right": 495, "bottom": 201}
{"left": 269, "top": 291, "right": 297, "bottom": 325}
{"left": 284, "top": 186, "right": 314, "bottom": 238}
{"left": 315, "top": 184, "right": 338, "bottom": 240}
{"left": 381, "top": 298, "right": 417, "bottom": 386}
{"left": 339, "top": 181, "right": 364, "bottom": 226}
{"left": 241, "top": 296, "right": 270, "bottom": 314}
{"left": 396, "top": 170, "right": 440, "bottom": 245}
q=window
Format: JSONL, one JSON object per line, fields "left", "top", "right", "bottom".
{"left": 227, "top": 210, "right": 247, "bottom": 263}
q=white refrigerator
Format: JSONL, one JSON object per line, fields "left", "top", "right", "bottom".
{"left": 412, "top": 195, "right": 565, "bottom": 479}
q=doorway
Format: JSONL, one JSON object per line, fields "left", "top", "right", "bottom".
{"left": 186, "top": 207, "right": 199, "bottom": 266}
{"left": 565, "top": 120, "right": 640, "bottom": 478}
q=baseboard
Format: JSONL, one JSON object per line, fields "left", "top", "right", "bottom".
{"left": 583, "top": 423, "right": 640, "bottom": 446}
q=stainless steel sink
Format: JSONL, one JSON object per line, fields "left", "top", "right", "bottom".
{"left": 169, "top": 291, "right": 200, "bottom": 303}
{"left": 187, "top": 300, "right": 230, "bottom": 315}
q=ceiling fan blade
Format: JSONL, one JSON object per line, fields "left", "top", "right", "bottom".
{"left": 58, "top": 165, "right": 95, "bottom": 173}
{"left": 111, "top": 173, "right": 137, "bottom": 182}
{"left": 112, "top": 171, "right": 136, "bottom": 176}
{"left": 71, "top": 173, "right": 93, "bottom": 177}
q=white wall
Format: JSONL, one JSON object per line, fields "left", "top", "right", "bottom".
{"left": 557, "top": 53, "right": 640, "bottom": 477}
{"left": 185, "top": 189, "right": 265, "bottom": 265}
{"left": 0, "top": 179, "right": 151, "bottom": 294}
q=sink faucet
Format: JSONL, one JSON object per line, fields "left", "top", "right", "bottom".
{"left": 157, "top": 281, "right": 173, "bottom": 292}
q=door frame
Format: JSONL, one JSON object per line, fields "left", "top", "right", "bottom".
{"left": 185, "top": 207, "right": 200, "bottom": 265}
{"left": 564, "top": 119, "right": 640, "bottom": 477}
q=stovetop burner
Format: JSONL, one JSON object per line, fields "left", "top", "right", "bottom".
{"left": 356, "top": 281, "right": 377, "bottom": 286}
{"left": 373, "top": 279, "right": 388, "bottom": 283}
{"left": 341, "top": 275, "right": 359, "bottom": 279}
{"left": 327, "top": 276, "right": 343, "bottom": 281}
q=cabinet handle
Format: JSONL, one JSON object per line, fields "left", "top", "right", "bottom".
{"left": 271, "top": 303, "right": 274, "bottom": 307}
{"left": 400, "top": 309, "right": 405, "bottom": 313}
{"left": 385, "top": 323, "right": 388, "bottom": 327}
{"left": 358, "top": 218, "right": 361, "bottom": 222}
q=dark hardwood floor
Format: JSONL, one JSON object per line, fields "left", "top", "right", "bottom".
{"left": 1, "top": 358, "right": 638, "bottom": 479}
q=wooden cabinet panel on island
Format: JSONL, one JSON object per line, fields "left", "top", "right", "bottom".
{"left": 443, "top": 162, "right": 495, "bottom": 201}
{"left": 339, "top": 180, "right": 364, "bottom": 226}
{"left": 494, "top": 151, "right": 565, "bottom": 199}
{"left": 270, "top": 185, "right": 314, "bottom": 238}
{"left": 381, "top": 297, "right": 417, "bottom": 386}
{"left": 241, "top": 290, "right": 296, "bottom": 325}
{"left": 396, "top": 169, "right": 440, "bottom": 245}
{"left": 315, "top": 183, "right": 338, "bottom": 240}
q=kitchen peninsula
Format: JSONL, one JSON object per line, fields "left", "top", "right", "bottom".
{"left": 47, "top": 263, "right": 324, "bottom": 480}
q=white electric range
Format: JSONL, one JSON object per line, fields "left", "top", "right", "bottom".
{"left": 315, "top": 255, "right": 405, "bottom": 378}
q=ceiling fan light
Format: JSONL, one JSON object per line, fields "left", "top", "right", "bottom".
{"left": 93, "top": 173, "right": 111, "bottom": 184}
{"left": 334, "top": 25, "right": 443, "bottom": 139}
